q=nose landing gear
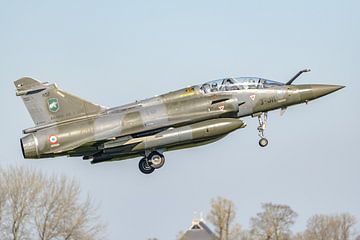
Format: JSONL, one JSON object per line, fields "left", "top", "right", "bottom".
{"left": 259, "top": 137, "right": 268, "bottom": 147}
{"left": 257, "top": 112, "right": 268, "bottom": 147}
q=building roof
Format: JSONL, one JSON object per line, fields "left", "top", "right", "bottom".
{"left": 179, "top": 218, "right": 217, "bottom": 240}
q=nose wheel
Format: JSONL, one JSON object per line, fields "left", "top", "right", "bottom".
{"left": 259, "top": 137, "right": 268, "bottom": 147}
{"left": 138, "top": 150, "right": 166, "bottom": 174}
{"left": 257, "top": 112, "right": 268, "bottom": 147}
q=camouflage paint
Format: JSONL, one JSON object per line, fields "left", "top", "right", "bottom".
{"left": 15, "top": 77, "right": 344, "bottom": 170}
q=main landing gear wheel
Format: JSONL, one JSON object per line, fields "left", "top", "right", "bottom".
{"left": 138, "top": 158, "right": 155, "bottom": 174}
{"left": 148, "top": 151, "right": 165, "bottom": 169}
{"left": 257, "top": 112, "right": 269, "bottom": 147}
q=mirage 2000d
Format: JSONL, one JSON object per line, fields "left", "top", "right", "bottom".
{"left": 16, "top": 69, "right": 344, "bottom": 174}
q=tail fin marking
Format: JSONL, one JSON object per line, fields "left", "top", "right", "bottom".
{"left": 15, "top": 77, "right": 106, "bottom": 126}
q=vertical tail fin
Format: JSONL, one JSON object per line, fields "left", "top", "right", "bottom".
{"left": 14, "top": 77, "right": 106, "bottom": 126}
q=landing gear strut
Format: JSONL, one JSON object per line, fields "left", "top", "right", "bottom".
{"left": 138, "top": 150, "right": 166, "bottom": 174}
{"left": 257, "top": 112, "right": 268, "bottom": 147}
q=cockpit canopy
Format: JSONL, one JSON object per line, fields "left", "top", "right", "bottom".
{"left": 200, "top": 77, "right": 284, "bottom": 93}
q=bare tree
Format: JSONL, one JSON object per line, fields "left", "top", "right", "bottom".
{"left": 0, "top": 167, "right": 7, "bottom": 239}
{"left": 250, "top": 203, "right": 297, "bottom": 240}
{"left": 35, "top": 176, "right": 104, "bottom": 240}
{"left": 34, "top": 176, "right": 66, "bottom": 240}
{"left": 2, "top": 167, "right": 43, "bottom": 240}
{"left": 0, "top": 166, "right": 105, "bottom": 240}
{"left": 291, "top": 233, "right": 306, "bottom": 240}
{"left": 302, "top": 213, "right": 357, "bottom": 240}
{"left": 207, "top": 196, "right": 241, "bottom": 240}
{"left": 239, "top": 230, "right": 256, "bottom": 240}
{"left": 339, "top": 214, "right": 357, "bottom": 240}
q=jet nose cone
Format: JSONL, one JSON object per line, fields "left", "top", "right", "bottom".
{"left": 311, "top": 84, "right": 345, "bottom": 99}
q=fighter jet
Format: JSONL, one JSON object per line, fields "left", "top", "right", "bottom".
{"left": 15, "top": 69, "right": 344, "bottom": 174}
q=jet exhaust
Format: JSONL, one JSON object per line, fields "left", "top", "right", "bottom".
{"left": 20, "top": 134, "right": 40, "bottom": 158}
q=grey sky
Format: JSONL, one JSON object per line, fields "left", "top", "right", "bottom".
{"left": 0, "top": 0, "right": 359, "bottom": 239}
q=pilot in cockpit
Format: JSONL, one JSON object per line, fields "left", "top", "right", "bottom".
{"left": 223, "top": 79, "right": 232, "bottom": 91}
{"left": 201, "top": 83, "right": 211, "bottom": 93}
{"left": 222, "top": 78, "right": 240, "bottom": 91}
{"left": 211, "top": 82, "right": 218, "bottom": 92}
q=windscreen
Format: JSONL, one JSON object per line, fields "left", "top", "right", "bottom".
{"left": 200, "top": 77, "right": 284, "bottom": 93}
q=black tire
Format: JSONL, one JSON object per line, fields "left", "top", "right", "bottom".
{"left": 148, "top": 151, "right": 165, "bottom": 169}
{"left": 138, "top": 158, "right": 155, "bottom": 174}
{"left": 259, "top": 138, "right": 268, "bottom": 147}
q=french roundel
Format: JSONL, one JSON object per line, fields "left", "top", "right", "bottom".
{"left": 48, "top": 135, "right": 58, "bottom": 144}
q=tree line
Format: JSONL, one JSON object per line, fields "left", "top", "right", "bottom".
{"left": 0, "top": 166, "right": 105, "bottom": 240}
{"left": 1, "top": 167, "right": 358, "bottom": 240}
{"left": 184, "top": 196, "right": 359, "bottom": 240}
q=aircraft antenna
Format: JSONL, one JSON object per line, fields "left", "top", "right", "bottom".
{"left": 286, "top": 69, "right": 311, "bottom": 85}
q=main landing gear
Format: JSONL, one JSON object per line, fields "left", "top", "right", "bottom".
{"left": 138, "top": 150, "right": 165, "bottom": 174}
{"left": 257, "top": 112, "right": 269, "bottom": 147}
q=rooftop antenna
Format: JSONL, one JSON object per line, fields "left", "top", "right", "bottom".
{"left": 192, "top": 211, "right": 198, "bottom": 222}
